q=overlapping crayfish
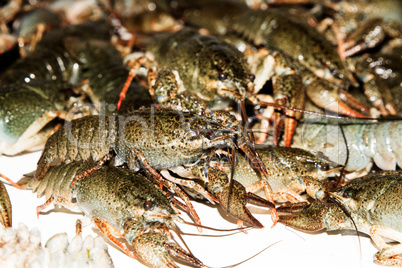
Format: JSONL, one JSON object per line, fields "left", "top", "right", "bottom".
{"left": 0, "top": 0, "right": 401, "bottom": 267}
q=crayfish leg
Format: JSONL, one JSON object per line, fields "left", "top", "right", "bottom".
{"left": 246, "top": 180, "right": 278, "bottom": 226}
{"left": 36, "top": 196, "right": 78, "bottom": 218}
{"left": 272, "top": 189, "right": 307, "bottom": 203}
{"left": 36, "top": 196, "right": 54, "bottom": 218}
{"left": 272, "top": 111, "right": 283, "bottom": 146}
{"left": 130, "top": 149, "right": 164, "bottom": 189}
{"left": 0, "top": 173, "right": 21, "bottom": 189}
{"left": 370, "top": 225, "right": 402, "bottom": 266}
{"left": 118, "top": 56, "right": 151, "bottom": 110}
{"left": 238, "top": 141, "right": 270, "bottom": 177}
{"left": 253, "top": 94, "right": 274, "bottom": 145}
{"left": 70, "top": 155, "right": 109, "bottom": 186}
{"left": 246, "top": 192, "right": 278, "bottom": 228}
{"left": 164, "top": 180, "right": 202, "bottom": 232}
{"left": 306, "top": 79, "right": 371, "bottom": 118}
{"left": 160, "top": 169, "right": 218, "bottom": 204}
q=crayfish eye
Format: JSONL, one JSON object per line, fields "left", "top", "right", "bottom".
{"left": 219, "top": 72, "right": 228, "bottom": 81}
{"left": 248, "top": 73, "right": 255, "bottom": 82}
{"left": 202, "top": 129, "right": 216, "bottom": 140}
{"left": 143, "top": 201, "right": 154, "bottom": 211}
{"left": 321, "top": 163, "right": 330, "bottom": 171}
{"left": 342, "top": 189, "right": 354, "bottom": 199}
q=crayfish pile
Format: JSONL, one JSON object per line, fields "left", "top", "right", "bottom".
{"left": 0, "top": 0, "right": 401, "bottom": 267}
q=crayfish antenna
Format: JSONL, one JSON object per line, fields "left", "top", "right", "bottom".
{"left": 328, "top": 194, "right": 362, "bottom": 260}
{"left": 178, "top": 217, "right": 253, "bottom": 233}
{"left": 257, "top": 100, "right": 378, "bottom": 120}
{"left": 223, "top": 240, "right": 282, "bottom": 268}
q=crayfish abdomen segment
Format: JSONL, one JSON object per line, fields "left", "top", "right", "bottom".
{"left": 35, "top": 115, "right": 117, "bottom": 180}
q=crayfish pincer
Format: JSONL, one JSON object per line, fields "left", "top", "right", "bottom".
{"left": 125, "top": 222, "right": 205, "bottom": 268}
{"left": 35, "top": 107, "right": 269, "bottom": 181}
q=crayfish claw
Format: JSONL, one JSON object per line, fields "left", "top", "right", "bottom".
{"left": 306, "top": 79, "right": 371, "bottom": 118}
{"left": 278, "top": 201, "right": 346, "bottom": 232}
{"left": 207, "top": 166, "right": 277, "bottom": 228}
{"left": 129, "top": 229, "right": 205, "bottom": 268}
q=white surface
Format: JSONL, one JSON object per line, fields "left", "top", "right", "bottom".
{"left": 1, "top": 151, "right": 380, "bottom": 268}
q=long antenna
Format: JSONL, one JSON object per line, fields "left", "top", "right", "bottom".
{"left": 338, "top": 125, "right": 349, "bottom": 186}
{"left": 327, "top": 194, "right": 362, "bottom": 262}
{"left": 227, "top": 146, "right": 237, "bottom": 214}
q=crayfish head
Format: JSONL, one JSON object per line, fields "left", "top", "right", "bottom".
{"left": 216, "top": 79, "right": 247, "bottom": 103}
{"left": 191, "top": 110, "right": 238, "bottom": 148}
{"left": 205, "top": 44, "right": 251, "bottom": 101}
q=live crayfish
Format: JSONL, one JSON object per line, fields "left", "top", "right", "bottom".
{"left": 165, "top": 145, "right": 341, "bottom": 227}
{"left": 227, "top": 146, "right": 342, "bottom": 202}
{"left": 0, "top": 21, "right": 114, "bottom": 156}
{"left": 20, "top": 162, "right": 205, "bottom": 268}
{"left": 0, "top": 17, "right": 156, "bottom": 156}
{"left": 170, "top": 0, "right": 356, "bottom": 87}
{"left": 35, "top": 107, "right": 268, "bottom": 180}
{"left": 118, "top": 27, "right": 256, "bottom": 116}
{"left": 279, "top": 170, "right": 402, "bottom": 266}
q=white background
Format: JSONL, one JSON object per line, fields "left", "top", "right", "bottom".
{"left": 1, "top": 151, "right": 380, "bottom": 268}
